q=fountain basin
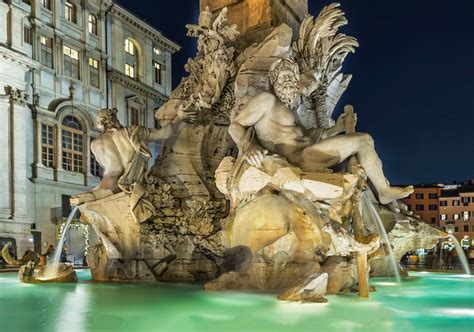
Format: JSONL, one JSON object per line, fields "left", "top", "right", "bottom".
{"left": 0, "top": 270, "right": 472, "bottom": 331}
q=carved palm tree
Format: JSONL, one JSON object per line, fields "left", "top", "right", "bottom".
{"left": 293, "top": 3, "right": 358, "bottom": 128}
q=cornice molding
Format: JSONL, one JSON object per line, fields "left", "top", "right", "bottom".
{"left": 110, "top": 5, "right": 181, "bottom": 54}
{"left": 107, "top": 69, "right": 168, "bottom": 103}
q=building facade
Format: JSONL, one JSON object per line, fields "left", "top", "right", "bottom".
{"left": 0, "top": 0, "right": 179, "bottom": 259}
{"left": 403, "top": 182, "right": 474, "bottom": 241}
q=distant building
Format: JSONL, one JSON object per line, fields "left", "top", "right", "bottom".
{"left": 402, "top": 182, "right": 474, "bottom": 240}
{"left": 0, "top": 0, "right": 179, "bottom": 259}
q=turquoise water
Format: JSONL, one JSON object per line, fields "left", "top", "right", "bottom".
{"left": 0, "top": 270, "right": 473, "bottom": 332}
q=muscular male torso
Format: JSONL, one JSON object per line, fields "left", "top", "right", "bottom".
{"left": 244, "top": 92, "right": 311, "bottom": 156}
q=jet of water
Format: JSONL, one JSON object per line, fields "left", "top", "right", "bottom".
{"left": 447, "top": 234, "right": 471, "bottom": 275}
{"left": 46, "top": 206, "right": 78, "bottom": 278}
{"left": 361, "top": 193, "right": 402, "bottom": 284}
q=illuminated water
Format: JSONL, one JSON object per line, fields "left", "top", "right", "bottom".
{"left": 0, "top": 271, "right": 472, "bottom": 332}
{"left": 448, "top": 234, "right": 472, "bottom": 275}
{"left": 361, "top": 194, "right": 402, "bottom": 283}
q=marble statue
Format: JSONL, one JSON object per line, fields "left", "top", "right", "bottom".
{"left": 229, "top": 58, "right": 413, "bottom": 205}
{"left": 66, "top": 3, "right": 444, "bottom": 303}
{"left": 92, "top": 107, "right": 195, "bottom": 194}
{"left": 1, "top": 244, "right": 76, "bottom": 283}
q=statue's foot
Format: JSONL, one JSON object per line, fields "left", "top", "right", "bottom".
{"left": 378, "top": 186, "right": 414, "bottom": 205}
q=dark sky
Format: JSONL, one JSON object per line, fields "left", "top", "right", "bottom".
{"left": 117, "top": 0, "right": 474, "bottom": 185}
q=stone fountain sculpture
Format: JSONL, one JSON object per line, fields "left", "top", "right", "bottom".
{"left": 70, "top": 3, "right": 444, "bottom": 301}
{"left": 1, "top": 244, "right": 77, "bottom": 283}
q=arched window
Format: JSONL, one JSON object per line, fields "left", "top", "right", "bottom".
{"left": 65, "top": 1, "right": 76, "bottom": 23}
{"left": 88, "top": 14, "right": 97, "bottom": 35}
{"left": 124, "top": 38, "right": 138, "bottom": 79}
{"left": 62, "top": 116, "right": 84, "bottom": 173}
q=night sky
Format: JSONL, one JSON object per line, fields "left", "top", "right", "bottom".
{"left": 117, "top": 0, "right": 474, "bottom": 185}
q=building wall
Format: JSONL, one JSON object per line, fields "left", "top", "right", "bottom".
{"left": 0, "top": 0, "right": 178, "bottom": 257}
{"left": 403, "top": 184, "right": 474, "bottom": 241}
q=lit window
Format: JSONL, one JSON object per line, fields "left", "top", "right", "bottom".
{"left": 463, "top": 211, "right": 469, "bottom": 221}
{"left": 125, "top": 39, "right": 135, "bottom": 55}
{"left": 63, "top": 45, "right": 80, "bottom": 79}
{"left": 41, "top": 0, "right": 51, "bottom": 10}
{"left": 89, "top": 14, "right": 97, "bottom": 35}
{"left": 40, "top": 36, "right": 53, "bottom": 68}
{"left": 65, "top": 1, "right": 76, "bottom": 23}
{"left": 153, "top": 47, "right": 161, "bottom": 55}
{"left": 453, "top": 214, "right": 460, "bottom": 220}
{"left": 41, "top": 123, "right": 54, "bottom": 168}
{"left": 153, "top": 61, "right": 162, "bottom": 84}
{"left": 88, "top": 58, "right": 99, "bottom": 88}
{"left": 62, "top": 116, "right": 84, "bottom": 173}
{"left": 453, "top": 200, "right": 460, "bottom": 206}
{"left": 440, "top": 214, "right": 447, "bottom": 221}
{"left": 125, "top": 63, "right": 135, "bottom": 78}
{"left": 124, "top": 39, "right": 138, "bottom": 79}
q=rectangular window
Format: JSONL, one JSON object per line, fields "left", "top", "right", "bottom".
{"left": 462, "top": 197, "right": 470, "bottom": 204}
{"left": 41, "top": 124, "right": 54, "bottom": 168}
{"left": 63, "top": 45, "right": 80, "bottom": 79}
{"left": 415, "top": 193, "right": 424, "bottom": 199}
{"left": 153, "top": 61, "right": 162, "bottom": 84}
{"left": 430, "top": 217, "right": 436, "bottom": 224}
{"left": 130, "top": 107, "right": 140, "bottom": 125}
{"left": 88, "top": 14, "right": 97, "bottom": 35}
{"left": 465, "top": 225, "right": 469, "bottom": 232}
{"left": 88, "top": 58, "right": 99, "bottom": 88}
{"left": 125, "top": 39, "right": 134, "bottom": 55}
{"left": 455, "top": 227, "right": 459, "bottom": 232}
{"left": 453, "top": 214, "right": 460, "bottom": 220}
{"left": 40, "top": 36, "right": 53, "bottom": 68}
{"left": 453, "top": 200, "right": 460, "bottom": 206}
{"left": 440, "top": 200, "right": 447, "bottom": 207}
{"left": 415, "top": 204, "right": 424, "bottom": 211}
{"left": 65, "top": 2, "right": 76, "bottom": 23}
{"left": 440, "top": 214, "right": 447, "bottom": 221}
{"left": 463, "top": 211, "right": 469, "bottom": 221}
{"left": 24, "top": 27, "right": 32, "bottom": 45}
{"left": 428, "top": 204, "right": 437, "bottom": 210}
{"left": 428, "top": 193, "right": 437, "bottom": 199}
{"left": 62, "top": 129, "right": 83, "bottom": 172}
{"left": 41, "top": 0, "right": 51, "bottom": 10}
{"left": 153, "top": 46, "right": 161, "bottom": 56}
{"left": 125, "top": 63, "right": 135, "bottom": 79}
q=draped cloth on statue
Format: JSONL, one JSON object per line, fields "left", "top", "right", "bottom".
{"left": 116, "top": 125, "right": 155, "bottom": 223}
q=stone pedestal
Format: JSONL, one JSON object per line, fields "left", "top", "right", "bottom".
{"left": 200, "top": 0, "right": 308, "bottom": 44}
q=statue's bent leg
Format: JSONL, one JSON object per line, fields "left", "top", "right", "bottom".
{"left": 293, "top": 133, "right": 413, "bottom": 204}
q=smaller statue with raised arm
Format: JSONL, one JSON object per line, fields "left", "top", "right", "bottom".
{"left": 71, "top": 107, "right": 195, "bottom": 207}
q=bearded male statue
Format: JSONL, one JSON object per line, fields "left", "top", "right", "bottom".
{"left": 228, "top": 58, "right": 413, "bottom": 205}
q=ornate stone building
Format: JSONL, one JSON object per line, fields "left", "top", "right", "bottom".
{"left": 0, "top": 0, "right": 179, "bottom": 259}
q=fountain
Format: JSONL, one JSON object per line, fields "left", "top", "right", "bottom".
{"left": 1, "top": 0, "right": 447, "bottom": 305}
{"left": 361, "top": 194, "right": 402, "bottom": 284}
{"left": 447, "top": 234, "right": 471, "bottom": 275}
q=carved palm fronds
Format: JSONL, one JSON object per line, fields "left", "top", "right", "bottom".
{"left": 293, "top": 3, "right": 358, "bottom": 128}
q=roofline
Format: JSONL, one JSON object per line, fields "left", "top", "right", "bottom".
{"left": 111, "top": 4, "right": 181, "bottom": 54}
